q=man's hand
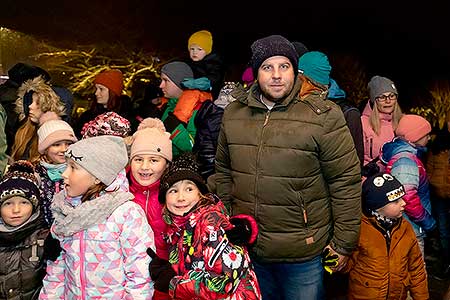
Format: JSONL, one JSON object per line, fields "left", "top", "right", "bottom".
{"left": 323, "top": 245, "right": 349, "bottom": 273}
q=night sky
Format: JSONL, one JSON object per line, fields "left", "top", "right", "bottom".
{"left": 1, "top": 0, "right": 449, "bottom": 105}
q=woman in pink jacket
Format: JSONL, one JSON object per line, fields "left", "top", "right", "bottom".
{"left": 127, "top": 118, "right": 172, "bottom": 300}
{"left": 361, "top": 75, "right": 403, "bottom": 167}
{"left": 39, "top": 135, "right": 154, "bottom": 300}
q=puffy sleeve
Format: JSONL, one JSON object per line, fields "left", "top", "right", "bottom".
{"left": 118, "top": 202, "right": 155, "bottom": 300}
{"left": 316, "top": 105, "right": 362, "bottom": 255}
{"left": 39, "top": 236, "right": 66, "bottom": 299}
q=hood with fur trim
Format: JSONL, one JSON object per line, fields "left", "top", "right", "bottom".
{"left": 15, "top": 76, "right": 66, "bottom": 120}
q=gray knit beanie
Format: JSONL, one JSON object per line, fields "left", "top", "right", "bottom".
{"left": 161, "top": 61, "right": 194, "bottom": 89}
{"left": 250, "top": 35, "right": 299, "bottom": 76}
{"left": 65, "top": 135, "right": 128, "bottom": 186}
{"left": 368, "top": 76, "right": 398, "bottom": 103}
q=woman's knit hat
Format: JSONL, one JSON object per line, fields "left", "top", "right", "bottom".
{"left": 161, "top": 62, "right": 194, "bottom": 90}
{"left": 395, "top": 114, "right": 432, "bottom": 143}
{"left": 298, "top": 51, "right": 332, "bottom": 85}
{"left": 368, "top": 75, "right": 398, "bottom": 103}
{"left": 81, "top": 111, "right": 131, "bottom": 139}
{"left": 94, "top": 69, "right": 124, "bottom": 97}
{"left": 159, "top": 153, "right": 208, "bottom": 203}
{"left": 15, "top": 76, "right": 66, "bottom": 121}
{"left": 188, "top": 30, "right": 213, "bottom": 55}
{"left": 0, "top": 160, "right": 40, "bottom": 208}
{"left": 65, "top": 135, "right": 128, "bottom": 186}
{"left": 362, "top": 172, "right": 405, "bottom": 215}
{"left": 131, "top": 118, "right": 172, "bottom": 161}
{"left": 250, "top": 35, "right": 299, "bottom": 76}
{"left": 37, "top": 120, "right": 78, "bottom": 154}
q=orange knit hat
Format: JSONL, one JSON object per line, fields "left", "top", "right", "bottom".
{"left": 188, "top": 30, "right": 213, "bottom": 55}
{"left": 395, "top": 114, "right": 431, "bottom": 143}
{"left": 93, "top": 69, "right": 124, "bottom": 96}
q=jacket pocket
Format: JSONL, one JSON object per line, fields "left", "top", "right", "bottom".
{"left": 349, "top": 271, "right": 384, "bottom": 298}
{"left": 296, "top": 191, "right": 308, "bottom": 229}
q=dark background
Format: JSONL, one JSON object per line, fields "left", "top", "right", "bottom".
{"left": 1, "top": 0, "right": 449, "bottom": 105}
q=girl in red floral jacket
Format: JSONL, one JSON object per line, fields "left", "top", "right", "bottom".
{"left": 148, "top": 152, "right": 261, "bottom": 299}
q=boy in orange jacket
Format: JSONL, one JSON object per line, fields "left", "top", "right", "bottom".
{"left": 341, "top": 172, "right": 429, "bottom": 299}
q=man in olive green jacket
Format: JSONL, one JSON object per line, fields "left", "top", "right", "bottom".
{"left": 215, "top": 35, "right": 361, "bottom": 300}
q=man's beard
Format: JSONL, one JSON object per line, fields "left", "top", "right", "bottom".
{"left": 260, "top": 89, "right": 287, "bottom": 104}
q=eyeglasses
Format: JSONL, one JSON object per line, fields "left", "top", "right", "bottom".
{"left": 376, "top": 93, "right": 397, "bottom": 102}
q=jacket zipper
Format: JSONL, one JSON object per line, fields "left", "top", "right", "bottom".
{"left": 369, "top": 138, "right": 373, "bottom": 159}
{"left": 255, "top": 110, "right": 271, "bottom": 219}
{"left": 80, "top": 231, "right": 86, "bottom": 300}
{"left": 144, "top": 190, "right": 150, "bottom": 216}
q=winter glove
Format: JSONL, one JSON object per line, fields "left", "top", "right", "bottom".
{"left": 147, "top": 248, "right": 176, "bottom": 293}
{"left": 225, "top": 214, "right": 258, "bottom": 246}
{"left": 226, "top": 217, "right": 252, "bottom": 246}
{"left": 163, "top": 112, "right": 185, "bottom": 133}
{"left": 43, "top": 234, "right": 62, "bottom": 261}
{"left": 181, "top": 77, "right": 211, "bottom": 91}
{"left": 321, "top": 247, "right": 339, "bottom": 275}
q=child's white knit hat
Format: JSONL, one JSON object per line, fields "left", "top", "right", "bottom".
{"left": 38, "top": 120, "right": 77, "bottom": 154}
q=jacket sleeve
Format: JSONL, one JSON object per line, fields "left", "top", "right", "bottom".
{"left": 214, "top": 121, "right": 233, "bottom": 213}
{"left": 193, "top": 101, "right": 224, "bottom": 180}
{"left": 0, "top": 105, "right": 8, "bottom": 177}
{"left": 390, "top": 157, "right": 436, "bottom": 231}
{"left": 407, "top": 224, "right": 429, "bottom": 299}
{"left": 169, "top": 211, "right": 252, "bottom": 299}
{"left": 317, "top": 106, "right": 362, "bottom": 256}
{"left": 39, "top": 247, "right": 66, "bottom": 299}
{"left": 345, "top": 109, "right": 364, "bottom": 168}
{"left": 119, "top": 203, "right": 155, "bottom": 300}
{"left": 170, "top": 123, "right": 195, "bottom": 155}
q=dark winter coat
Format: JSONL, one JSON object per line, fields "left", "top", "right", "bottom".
{"left": 35, "top": 164, "right": 64, "bottom": 227}
{"left": 193, "top": 100, "right": 224, "bottom": 180}
{"left": 0, "top": 214, "right": 49, "bottom": 300}
{"left": 215, "top": 78, "right": 362, "bottom": 263}
{"left": 188, "top": 53, "right": 226, "bottom": 100}
{"left": 328, "top": 80, "right": 364, "bottom": 167}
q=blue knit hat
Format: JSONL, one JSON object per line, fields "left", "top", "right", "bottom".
{"left": 298, "top": 51, "right": 332, "bottom": 85}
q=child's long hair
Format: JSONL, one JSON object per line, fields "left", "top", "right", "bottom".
{"left": 81, "top": 182, "right": 107, "bottom": 203}
{"left": 11, "top": 119, "right": 39, "bottom": 163}
{"left": 90, "top": 91, "right": 124, "bottom": 114}
{"left": 369, "top": 102, "right": 403, "bottom": 136}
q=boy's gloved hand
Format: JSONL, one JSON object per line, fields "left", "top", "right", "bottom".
{"left": 147, "top": 248, "right": 176, "bottom": 293}
{"left": 181, "top": 77, "right": 211, "bottom": 91}
{"left": 321, "top": 247, "right": 339, "bottom": 275}
{"left": 43, "top": 234, "right": 62, "bottom": 261}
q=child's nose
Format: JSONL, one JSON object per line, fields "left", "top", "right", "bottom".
{"left": 12, "top": 203, "right": 21, "bottom": 212}
{"left": 142, "top": 160, "right": 150, "bottom": 169}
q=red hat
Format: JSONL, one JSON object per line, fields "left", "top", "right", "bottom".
{"left": 94, "top": 69, "right": 124, "bottom": 97}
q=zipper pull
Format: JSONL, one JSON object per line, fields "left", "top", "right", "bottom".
{"left": 302, "top": 204, "right": 308, "bottom": 226}
{"left": 263, "top": 111, "right": 270, "bottom": 126}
